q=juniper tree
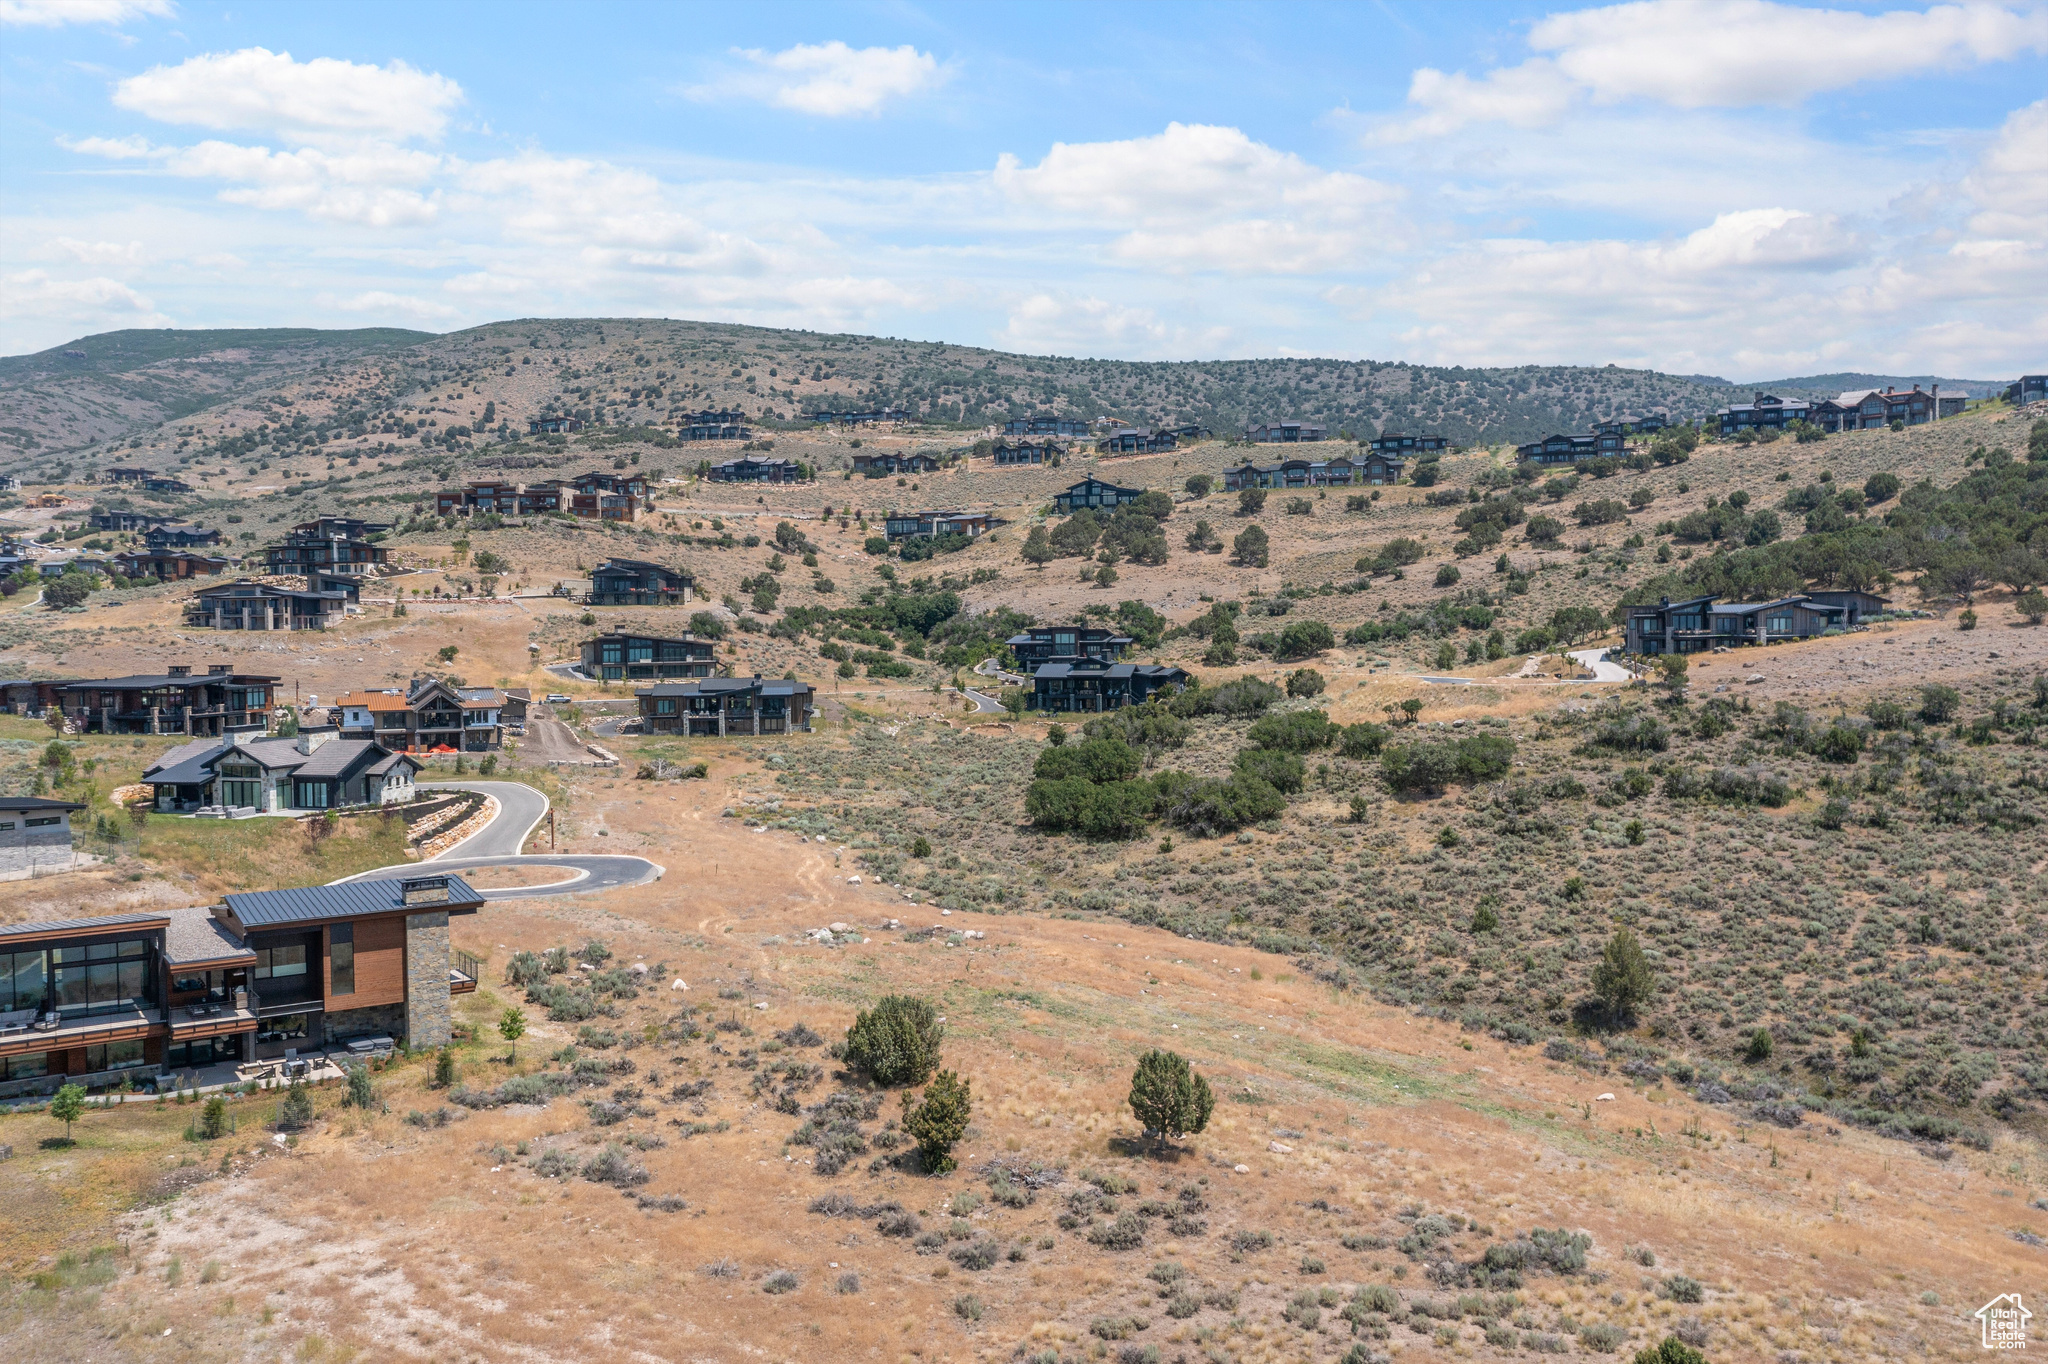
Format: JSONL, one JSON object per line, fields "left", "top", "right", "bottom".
{"left": 1127, "top": 1049, "right": 1215, "bottom": 1150}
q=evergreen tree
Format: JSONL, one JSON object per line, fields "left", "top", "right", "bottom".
{"left": 844, "top": 995, "right": 944, "bottom": 1087}
{"left": 1127, "top": 1049, "right": 1215, "bottom": 1149}
{"left": 1591, "top": 927, "right": 1655, "bottom": 1020}
{"left": 902, "top": 1070, "right": 972, "bottom": 1174}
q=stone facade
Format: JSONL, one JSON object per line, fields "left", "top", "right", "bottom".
{"left": 0, "top": 820, "right": 78, "bottom": 882}
{"left": 404, "top": 910, "right": 452, "bottom": 1048}
{"left": 325, "top": 1001, "right": 408, "bottom": 1045}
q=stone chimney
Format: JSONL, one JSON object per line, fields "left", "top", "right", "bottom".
{"left": 296, "top": 725, "right": 337, "bottom": 756}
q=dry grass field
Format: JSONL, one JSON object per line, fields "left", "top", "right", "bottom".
{"left": 2, "top": 330, "right": 2044, "bottom": 1362}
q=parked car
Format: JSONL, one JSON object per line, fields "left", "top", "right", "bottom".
{"left": 546, "top": 693, "right": 572, "bottom": 704}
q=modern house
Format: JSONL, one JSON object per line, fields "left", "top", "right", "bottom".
{"left": 144, "top": 524, "right": 223, "bottom": 549}
{"left": 579, "top": 632, "right": 718, "bottom": 682}
{"left": 1515, "top": 431, "right": 1627, "bottom": 464}
{"left": 852, "top": 451, "right": 941, "bottom": 476}
{"left": 331, "top": 678, "right": 504, "bottom": 752}
{"left": 111, "top": 548, "right": 232, "bottom": 582}
{"left": 1005, "top": 625, "right": 1133, "bottom": 673}
{"left": 529, "top": 415, "right": 584, "bottom": 435}
{"left": 141, "top": 476, "right": 193, "bottom": 493}
{"left": 1246, "top": 421, "right": 1327, "bottom": 443}
{"left": 1593, "top": 416, "right": 1669, "bottom": 436}
{"left": 1714, "top": 392, "right": 1814, "bottom": 436}
{"left": 585, "top": 558, "right": 694, "bottom": 607}
{"left": 0, "top": 874, "right": 483, "bottom": 1097}
{"left": 186, "top": 581, "right": 349, "bottom": 632}
{"left": 883, "top": 510, "right": 990, "bottom": 542}
{"left": 636, "top": 676, "right": 815, "bottom": 736}
{"left": 2005, "top": 376, "right": 2047, "bottom": 406}
{"left": 706, "top": 456, "right": 804, "bottom": 484}
{"left": 1622, "top": 591, "right": 1887, "bottom": 655}
{"left": 1221, "top": 456, "right": 1392, "bottom": 489}
{"left": 433, "top": 479, "right": 566, "bottom": 517}
{"left": 91, "top": 510, "right": 173, "bottom": 533}
{"left": 1030, "top": 661, "right": 1190, "bottom": 713}
{"left": 988, "top": 439, "right": 1059, "bottom": 466}
{"left": 105, "top": 467, "right": 153, "bottom": 484}
{"left": 565, "top": 470, "right": 652, "bottom": 520}
{"left": 1809, "top": 385, "right": 1939, "bottom": 433}
{"left": 1004, "top": 417, "right": 1090, "bottom": 438}
{"left": 1368, "top": 434, "right": 1449, "bottom": 456}
{"left": 260, "top": 518, "right": 391, "bottom": 579}
{"left": 1, "top": 796, "right": 86, "bottom": 882}
{"left": 1054, "top": 477, "right": 1148, "bottom": 513}
{"left": 678, "top": 409, "right": 749, "bottom": 440}
{"left": 54, "top": 666, "right": 278, "bottom": 736}
{"left": 807, "top": 409, "right": 909, "bottom": 426}
{"left": 1096, "top": 428, "right": 1177, "bottom": 455}
{"left": 143, "top": 728, "right": 420, "bottom": 814}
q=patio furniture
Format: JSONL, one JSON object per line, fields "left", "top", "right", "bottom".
{"left": 0, "top": 1008, "right": 35, "bottom": 1038}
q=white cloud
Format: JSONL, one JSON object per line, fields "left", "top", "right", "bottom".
{"left": 0, "top": 0, "right": 172, "bottom": 27}
{"left": 997, "top": 292, "right": 1234, "bottom": 358}
{"left": 51, "top": 236, "right": 144, "bottom": 264}
{"left": 690, "top": 41, "right": 946, "bottom": 117}
{"left": 318, "top": 289, "right": 458, "bottom": 321}
{"left": 1376, "top": 0, "right": 2048, "bottom": 139}
{"left": 0, "top": 268, "right": 170, "bottom": 332}
{"left": 1962, "top": 97, "right": 2048, "bottom": 243}
{"left": 113, "top": 47, "right": 463, "bottom": 142}
{"left": 60, "top": 133, "right": 160, "bottom": 158}
{"left": 161, "top": 140, "right": 446, "bottom": 226}
{"left": 1534, "top": 0, "right": 2048, "bottom": 109}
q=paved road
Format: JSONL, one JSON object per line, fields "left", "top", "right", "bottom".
{"left": 420, "top": 780, "right": 550, "bottom": 859}
{"left": 960, "top": 688, "right": 1004, "bottom": 713}
{"left": 333, "top": 779, "right": 662, "bottom": 899}
{"left": 1567, "top": 647, "right": 1634, "bottom": 682}
{"left": 345, "top": 853, "right": 663, "bottom": 900}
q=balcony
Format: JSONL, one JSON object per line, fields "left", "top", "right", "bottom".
{"left": 450, "top": 948, "right": 482, "bottom": 995}
{"left": 0, "top": 1004, "right": 162, "bottom": 1058}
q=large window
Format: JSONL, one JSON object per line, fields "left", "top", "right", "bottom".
{"left": 43, "top": 938, "right": 153, "bottom": 1019}
{"left": 293, "top": 780, "right": 331, "bottom": 809}
{"left": 1, "top": 950, "right": 50, "bottom": 1014}
{"left": 167, "top": 1036, "right": 241, "bottom": 1069}
{"left": 255, "top": 943, "right": 307, "bottom": 982}
{"left": 0, "top": 1051, "right": 47, "bottom": 1081}
{"left": 330, "top": 924, "right": 354, "bottom": 997}
{"left": 257, "top": 1013, "right": 310, "bottom": 1045}
{"left": 85, "top": 1039, "right": 147, "bottom": 1072}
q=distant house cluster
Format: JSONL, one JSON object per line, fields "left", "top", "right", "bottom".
{"left": 433, "top": 471, "right": 650, "bottom": 521}
{"left": 1004, "top": 417, "right": 1089, "bottom": 439}
{"left": 706, "top": 456, "right": 804, "bottom": 484}
{"left": 585, "top": 557, "right": 693, "bottom": 607}
{"left": 1624, "top": 590, "right": 1889, "bottom": 655}
{"left": 27, "top": 665, "right": 278, "bottom": 737}
{"left": 1246, "top": 421, "right": 1326, "bottom": 443}
{"left": 988, "top": 439, "right": 1060, "bottom": 466}
{"left": 883, "top": 510, "right": 990, "bottom": 542}
{"left": 1096, "top": 428, "right": 1177, "bottom": 455}
{"left": 807, "top": 409, "right": 909, "bottom": 426}
{"left": 1717, "top": 386, "right": 1941, "bottom": 436}
{"left": 999, "top": 624, "right": 1189, "bottom": 713}
{"left": 853, "top": 451, "right": 940, "bottom": 476}
{"left": 1367, "top": 433, "right": 1450, "bottom": 456}
{"left": 1516, "top": 431, "right": 1628, "bottom": 464}
{"left": 186, "top": 581, "right": 349, "bottom": 632}
{"left": 332, "top": 677, "right": 519, "bottom": 753}
{"left": 259, "top": 516, "right": 392, "bottom": 596}
{"left": 1222, "top": 452, "right": 1404, "bottom": 489}
{"left": 677, "top": 409, "right": 749, "bottom": 440}
{"left": 637, "top": 676, "right": 814, "bottom": 736}
{"left": 579, "top": 631, "right": 717, "bottom": 682}
{"left": 1053, "top": 477, "right": 1149, "bottom": 513}
{"left": 145, "top": 726, "right": 419, "bottom": 815}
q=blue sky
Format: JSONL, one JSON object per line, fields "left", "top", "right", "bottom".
{"left": 3, "top": 0, "right": 2044, "bottom": 378}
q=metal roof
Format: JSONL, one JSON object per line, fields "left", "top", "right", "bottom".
{"left": 225, "top": 876, "right": 484, "bottom": 928}
{"left": 0, "top": 795, "right": 88, "bottom": 812}
{"left": 0, "top": 911, "right": 169, "bottom": 942}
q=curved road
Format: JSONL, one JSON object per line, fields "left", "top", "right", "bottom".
{"left": 1567, "top": 647, "right": 1635, "bottom": 682}
{"left": 331, "top": 780, "right": 662, "bottom": 899}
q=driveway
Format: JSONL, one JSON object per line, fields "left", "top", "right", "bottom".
{"left": 344, "top": 853, "right": 663, "bottom": 900}
{"left": 1567, "top": 647, "right": 1634, "bottom": 682}
{"left": 420, "top": 780, "right": 550, "bottom": 859}
{"left": 519, "top": 707, "right": 604, "bottom": 764}
{"left": 333, "top": 779, "right": 662, "bottom": 899}
{"left": 959, "top": 688, "right": 1005, "bottom": 713}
